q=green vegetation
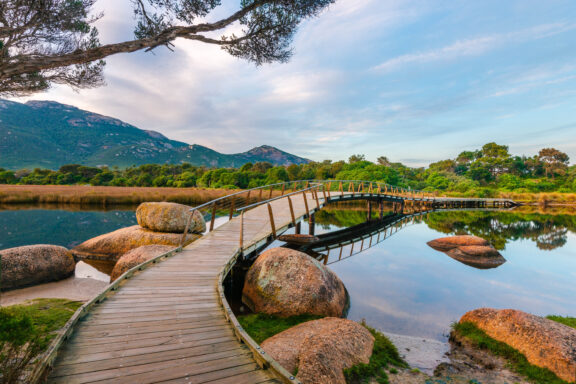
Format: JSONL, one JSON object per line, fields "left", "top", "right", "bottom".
{"left": 2, "top": 143, "right": 575, "bottom": 199}
{"left": 344, "top": 321, "right": 408, "bottom": 384}
{"left": 546, "top": 316, "right": 576, "bottom": 329}
{"left": 424, "top": 210, "right": 576, "bottom": 250}
{"left": 452, "top": 322, "right": 569, "bottom": 384}
{"left": 236, "top": 313, "right": 322, "bottom": 344}
{"left": 0, "top": 299, "right": 82, "bottom": 383}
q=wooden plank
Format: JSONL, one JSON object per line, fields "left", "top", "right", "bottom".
{"left": 50, "top": 349, "right": 253, "bottom": 383}
{"left": 53, "top": 341, "right": 242, "bottom": 376}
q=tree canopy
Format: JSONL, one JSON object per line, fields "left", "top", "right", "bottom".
{"left": 0, "top": 0, "right": 335, "bottom": 96}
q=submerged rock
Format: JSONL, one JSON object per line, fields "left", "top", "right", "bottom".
{"left": 427, "top": 235, "right": 489, "bottom": 252}
{"left": 0, "top": 245, "right": 76, "bottom": 291}
{"left": 277, "top": 234, "right": 320, "bottom": 245}
{"left": 261, "top": 317, "right": 374, "bottom": 384}
{"left": 445, "top": 246, "right": 506, "bottom": 269}
{"left": 136, "top": 202, "right": 206, "bottom": 234}
{"left": 460, "top": 308, "right": 576, "bottom": 382}
{"left": 73, "top": 225, "right": 200, "bottom": 261}
{"left": 110, "top": 245, "right": 173, "bottom": 282}
{"left": 242, "top": 247, "right": 348, "bottom": 317}
{"left": 427, "top": 236, "right": 506, "bottom": 269}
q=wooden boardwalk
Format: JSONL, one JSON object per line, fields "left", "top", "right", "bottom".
{"left": 48, "top": 193, "right": 318, "bottom": 384}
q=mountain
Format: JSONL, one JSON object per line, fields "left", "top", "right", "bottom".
{"left": 0, "top": 100, "right": 310, "bottom": 170}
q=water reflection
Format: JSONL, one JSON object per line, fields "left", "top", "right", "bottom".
{"left": 291, "top": 202, "right": 576, "bottom": 343}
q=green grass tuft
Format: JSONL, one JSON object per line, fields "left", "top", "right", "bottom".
{"left": 344, "top": 321, "right": 408, "bottom": 384}
{"left": 2, "top": 298, "right": 82, "bottom": 339}
{"left": 236, "top": 313, "right": 322, "bottom": 344}
{"left": 546, "top": 316, "right": 576, "bottom": 329}
{"left": 453, "top": 321, "right": 569, "bottom": 384}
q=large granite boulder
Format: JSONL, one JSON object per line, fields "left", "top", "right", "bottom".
{"left": 460, "top": 308, "right": 576, "bottom": 382}
{"left": 73, "top": 225, "right": 200, "bottom": 261}
{"left": 110, "top": 245, "right": 173, "bottom": 282}
{"left": 0, "top": 245, "right": 76, "bottom": 290}
{"left": 242, "top": 248, "right": 348, "bottom": 317}
{"left": 136, "top": 202, "right": 205, "bottom": 234}
{"left": 261, "top": 318, "right": 374, "bottom": 384}
{"left": 427, "top": 235, "right": 489, "bottom": 252}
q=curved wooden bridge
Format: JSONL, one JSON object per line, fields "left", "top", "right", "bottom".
{"left": 42, "top": 181, "right": 518, "bottom": 384}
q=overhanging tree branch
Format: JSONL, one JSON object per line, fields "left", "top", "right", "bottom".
{"left": 0, "top": 0, "right": 335, "bottom": 96}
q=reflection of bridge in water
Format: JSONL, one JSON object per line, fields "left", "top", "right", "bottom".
{"left": 43, "top": 180, "right": 518, "bottom": 384}
{"left": 291, "top": 206, "right": 508, "bottom": 266}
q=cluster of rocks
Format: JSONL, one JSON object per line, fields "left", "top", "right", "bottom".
{"left": 242, "top": 247, "right": 372, "bottom": 384}
{"left": 0, "top": 202, "right": 205, "bottom": 290}
{"left": 427, "top": 235, "right": 506, "bottom": 269}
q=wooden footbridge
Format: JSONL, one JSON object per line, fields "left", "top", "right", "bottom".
{"left": 38, "top": 181, "right": 517, "bottom": 384}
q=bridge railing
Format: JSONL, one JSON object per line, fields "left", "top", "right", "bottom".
{"left": 180, "top": 179, "right": 436, "bottom": 247}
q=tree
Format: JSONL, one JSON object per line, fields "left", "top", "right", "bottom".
{"left": 348, "top": 154, "right": 366, "bottom": 164}
{"left": 538, "top": 148, "right": 569, "bottom": 179}
{"left": 376, "top": 156, "right": 391, "bottom": 166}
{"left": 0, "top": 0, "right": 335, "bottom": 96}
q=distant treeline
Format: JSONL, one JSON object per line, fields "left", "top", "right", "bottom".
{"left": 1, "top": 143, "right": 574, "bottom": 197}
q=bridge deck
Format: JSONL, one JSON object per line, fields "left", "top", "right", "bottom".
{"left": 47, "top": 188, "right": 516, "bottom": 383}
{"left": 48, "top": 193, "right": 319, "bottom": 384}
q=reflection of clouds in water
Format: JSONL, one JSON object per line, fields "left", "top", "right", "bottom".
{"left": 328, "top": 215, "right": 576, "bottom": 341}
{"left": 75, "top": 261, "right": 110, "bottom": 283}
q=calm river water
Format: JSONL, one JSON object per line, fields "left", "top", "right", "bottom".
{"left": 3, "top": 203, "right": 576, "bottom": 347}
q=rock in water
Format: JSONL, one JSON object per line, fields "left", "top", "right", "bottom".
{"left": 242, "top": 248, "right": 348, "bottom": 317}
{"left": 445, "top": 246, "right": 506, "bottom": 269}
{"left": 261, "top": 318, "right": 374, "bottom": 384}
{"left": 460, "top": 308, "right": 576, "bottom": 382}
{"left": 427, "top": 235, "right": 489, "bottom": 251}
{"left": 136, "top": 202, "right": 206, "bottom": 233}
{"left": 73, "top": 225, "right": 200, "bottom": 261}
{"left": 0, "top": 245, "right": 76, "bottom": 290}
{"left": 110, "top": 245, "right": 173, "bottom": 282}
{"left": 277, "top": 234, "right": 320, "bottom": 245}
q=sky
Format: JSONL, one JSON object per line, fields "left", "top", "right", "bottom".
{"left": 15, "top": 0, "right": 576, "bottom": 166}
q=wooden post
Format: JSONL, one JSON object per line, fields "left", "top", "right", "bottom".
{"left": 267, "top": 203, "right": 277, "bottom": 239}
{"left": 339, "top": 181, "right": 344, "bottom": 196}
{"left": 327, "top": 182, "right": 332, "bottom": 198}
{"left": 322, "top": 187, "right": 327, "bottom": 202}
{"left": 268, "top": 185, "right": 273, "bottom": 199}
{"left": 295, "top": 221, "right": 301, "bottom": 234}
{"left": 302, "top": 191, "right": 310, "bottom": 215}
{"left": 309, "top": 212, "right": 315, "bottom": 235}
{"left": 258, "top": 188, "right": 263, "bottom": 201}
{"left": 239, "top": 210, "right": 244, "bottom": 250}
{"left": 179, "top": 210, "right": 194, "bottom": 248}
{"left": 357, "top": 183, "right": 362, "bottom": 193}
{"left": 228, "top": 197, "right": 235, "bottom": 220}
{"left": 314, "top": 188, "right": 320, "bottom": 210}
{"left": 348, "top": 182, "right": 353, "bottom": 193}
{"left": 287, "top": 195, "right": 296, "bottom": 227}
{"left": 209, "top": 202, "right": 217, "bottom": 231}
{"left": 246, "top": 189, "right": 251, "bottom": 204}
{"left": 293, "top": 182, "right": 298, "bottom": 192}
{"left": 281, "top": 183, "right": 285, "bottom": 196}
{"left": 377, "top": 185, "right": 382, "bottom": 194}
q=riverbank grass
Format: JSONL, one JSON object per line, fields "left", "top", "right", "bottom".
{"left": 546, "top": 315, "right": 576, "bottom": 329}
{"left": 0, "top": 299, "right": 82, "bottom": 383}
{"left": 237, "top": 313, "right": 322, "bottom": 344}
{"left": 344, "top": 321, "right": 408, "bottom": 384}
{"left": 452, "top": 321, "right": 569, "bottom": 384}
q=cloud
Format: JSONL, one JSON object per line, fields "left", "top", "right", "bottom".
{"left": 373, "top": 22, "right": 576, "bottom": 72}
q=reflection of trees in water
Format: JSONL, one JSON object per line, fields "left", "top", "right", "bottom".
{"left": 424, "top": 211, "right": 575, "bottom": 251}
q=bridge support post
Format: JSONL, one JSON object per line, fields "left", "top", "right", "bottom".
{"left": 379, "top": 201, "right": 384, "bottom": 219}
{"left": 309, "top": 213, "right": 315, "bottom": 235}
{"left": 367, "top": 201, "right": 373, "bottom": 221}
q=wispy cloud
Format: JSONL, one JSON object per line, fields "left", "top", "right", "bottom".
{"left": 373, "top": 22, "right": 576, "bottom": 72}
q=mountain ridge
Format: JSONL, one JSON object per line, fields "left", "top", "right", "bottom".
{"left": 0, "top": 99, "right": 310, "bottom": 170}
